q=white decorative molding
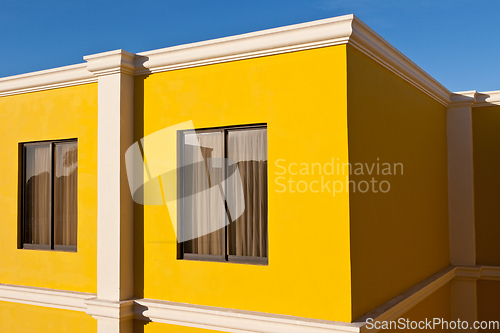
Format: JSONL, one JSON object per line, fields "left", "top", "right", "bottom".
{"left": 455, "top": 266, "right": 482, "bottom": 280}
{"left": 134, "top": 15, "right": 353, "bottom": 76}
{"left": 133, "top": 14, "right": 451, "bottom": 106}
{"left": 481, "top": 266, "right": 500, "bottom": 281}
{"left": 1, "top": 15, "right": 455, "bottom": 105}
{"left": 456, "top": 265, "right": 500, "bottom": 281}
{"left": 0, "top": 63, "right": 97, "bottom": 97}
{"left": 357, "top": 266, "right": 455, "bottom": 332}
{"left": 473, "top": 90, "right": 500, "bottom": 107}
{"left": 85, "top": 297, "right": 134, "bottom": 321}
{"left": 1, "top": 16, "right": 496, "bottom": 107}
{"left": 0, "top": 283, "right": 94, "bottom": 312}
{"left": 348, "top": 17, "right": 451, "bottom": 106}
{"left": 0, "top": 266, "right": 499, "bottom": 332}
{"left": 84, "top": 50, "right": 135, "bottom": 76}
{"left": 449, "top": 90, "right": 477, "bottom": 108}
{"left": 134, "top": 299, "right": 363, "bottom": 333}
{"left": 450, "top": 90, "right": 500, "bottom": 108}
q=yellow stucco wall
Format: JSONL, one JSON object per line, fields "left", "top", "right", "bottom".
{"left": 347, "top": 45, "right": 450, "bottom": 319}
{"left": 472, "top": 105, "right": 500, "bottom": 266}
{"left": 477, "top": 279, "right": 500, "bottom": 330}
{"left": 0, "top": 301, "right": 96, "bottom": 333}
{"left": 135, "top": 45, "right": 352, "bottom": 322}
{"left": 0, "top": 84, "right": 98, "bottom": 293}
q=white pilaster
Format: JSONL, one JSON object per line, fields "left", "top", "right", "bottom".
{"left": 84, "top": 49, "right": 136, "bottom": 333}
{"left": 447, "top": 91, "right": 477, "bottom": 266}
{"left": 447, "top": 91, "right": 478, "bottom": 329}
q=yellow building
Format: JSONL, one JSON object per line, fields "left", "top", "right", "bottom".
{"left": 0, "top": 14, "right": 499, "bottom": 332}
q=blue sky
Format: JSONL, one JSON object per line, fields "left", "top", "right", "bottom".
{"left": 1, "top": 0, "right": 498, "bottom": 92}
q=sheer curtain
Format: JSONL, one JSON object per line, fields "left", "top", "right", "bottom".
{"left": 24, "top": 145, "right": 51, "bottom": 245}
{"left": 54, "top": 142, "right": 78, "bottom": 246}
{"left": 227, "top": 129, "right": 267, "bottom": 257}
{"left": 182, "top": 132, "right": 225, "bottom": 255}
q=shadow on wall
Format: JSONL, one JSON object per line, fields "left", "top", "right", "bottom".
{"left": 133, "top": 55, "right": 149, "bottom": 299}
{"left": 133, "top": 303, "right": 152, "bottom": 332}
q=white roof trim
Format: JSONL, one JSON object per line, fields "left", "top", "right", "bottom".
{"left": 135, "top": 15, "right": 353, "bottom": 75}
{"left": 474, "top": 90, "right": 500, "bottom": 107}
{"left": 135, "top": 14, "right": 452, "bottom": 105}
{"left": 0, "top": 63, "right": 97, "bottom": 97}
{"left": 449, "top": 90, "right": 500, "bottom": 108}
{"left": 3, "top": 14, "right": 496, "bottom": 106}
{"left": 449, "top": 90, "right": 477, "bottom": 108}
{"left": 349, "top": 18, "right": 451, "bottom": 106}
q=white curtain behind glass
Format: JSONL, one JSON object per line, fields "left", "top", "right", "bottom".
{"left": 182, "top": 132, "right": 225, "bottom": 255}
{"left": 54, "top": 142, "right": 78, "bottom": 246}
{"left": 24, "top": 145, "right": 51, "bottom": 245}
{"left": 227, "top": 129, "right": 267, "bottom": 257}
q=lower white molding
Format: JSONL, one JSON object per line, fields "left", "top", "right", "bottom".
{"left": 358, "top": 265, "right": 500, "bottom": 333}
{"left": 456, "top": 265, "right": 500, "bottom": 281}
{"left": 134, "top": 299, "right": 363, "bottom": 333}
{"left": 0, "top": 283, "right": 94, "bottom": 312}
{"left": 357, "top": 266, "right": 455, "bottom": 331}
{"left": 85, "top": 297, "right": 134, "bottom": 321}
{"left": 0, "top": 265, "right": 499, "bottom": 332}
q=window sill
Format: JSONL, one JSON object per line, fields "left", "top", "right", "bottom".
{"left": 20, "top": 244, "right": 77, "bottom": 252}
{"left": 181, "top": 253, "right": 268, "bottom": 265}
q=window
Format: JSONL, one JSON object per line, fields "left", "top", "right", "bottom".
{"left": 178, "top": 124, "right": 268, "bottom": 265}
{"left": 20, "top": 139, "right": 78, "bottom": 251}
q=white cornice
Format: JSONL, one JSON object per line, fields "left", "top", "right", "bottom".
{"left": 449, "top": 90, "right": 477, "bottom": 108}
{"left": 449, "top": 90, "right": 500, "bottom": 108}
{"left": 134, "top": 15, "right": 451, "bottom": 106}
{"left": 0, "top": 63, "right": 97, "bottom": 98}
{"left": 474, "top": 90, "right": 500, "bottom": 107}
{"left": 1, "top": 16, "right": 496, "bottom": 106}
{"left": 134, "top": 15, "right": 353, "bottom": 76}
{"left": 0, "top": 283, "right": 94, "bottom": 312}
{"left": 84, "top": 49, "right": 136, "bottom": 76}
{"left": 0, "top": 15, "right": 455, "bottom": 105}
{"left": 348, "top": 18, "right": 451, "bottom": 106}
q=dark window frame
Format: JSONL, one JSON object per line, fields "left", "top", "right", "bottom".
{"left": 177, "top": 124, "right": 268, "bottom": 265}
{"left": 19, "top": 138, "right": 78, "bottom": 252}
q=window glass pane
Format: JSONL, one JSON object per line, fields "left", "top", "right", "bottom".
{"left": 227, "top": 128, "right": 267, "bottom": 257}
{"left": 54, "top": 141, "right": 78, "bottom": 246}
{"left": 182, "top": 132, "right": 224, "bottom": 255}
{"left": 24, "top": 144, "right": 51, "bottom": 245}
